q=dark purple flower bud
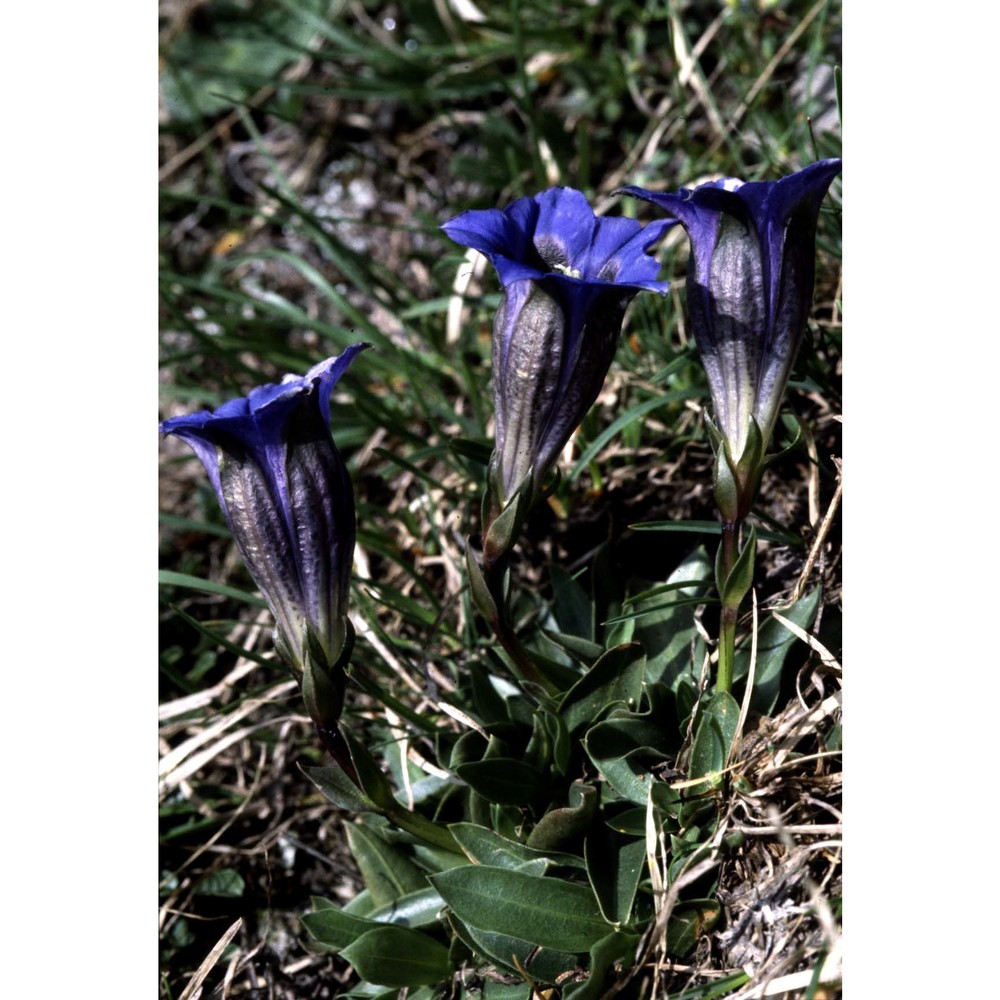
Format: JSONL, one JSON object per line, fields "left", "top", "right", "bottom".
{"left": 159, "top": 345, "right": 369, "bottom": 711}
{"left": 442, "top": 188, "right": 674, "bottom": 530}
{"left": 619, "top": 160, "right": 841, "bottom": 516}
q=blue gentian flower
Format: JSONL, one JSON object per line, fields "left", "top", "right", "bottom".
{"left": 160, "top": 344, "right": 369, "bottom": 724}
{"left": 619, "top": 159, "right": 841, "bottom": 520}
{"left": 442, "top": 187, "right": 673, "bottom": 560}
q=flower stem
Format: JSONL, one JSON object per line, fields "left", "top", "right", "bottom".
{"left": 718, "top": 606, "right": 738, "bottom": 694}
{"left": 383, "top": 802, "right": 461, "bottom": 854}
{"left": 484, "top": 556, "right": 557, "bottom": 696}
{"left": 716, "top": 520, "right": 740, "bottom": 694}
{"left": 316, "top": 723, "right": 360, "bottom": 786}
{"left": 320, "top": 723, "right": 461, "bottom": 853}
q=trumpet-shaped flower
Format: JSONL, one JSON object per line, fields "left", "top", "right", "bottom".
{"left": 442, "top": 187, "right": 673, "bottom": 557}
{"left": 160, "top": 344, "right": 369, "bottom": 723}
{"left": 619, "top": 159, "right": 841, "bottom": 519}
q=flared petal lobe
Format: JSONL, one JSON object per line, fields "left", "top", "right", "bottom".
{"left": 159, "top": 344, "right": 369, "bottom": 673}
{"left": 619, "top": 159, "right": 841, "bottom": 470}
{"left": 442, "top": 187, "right": 673, "bottom": 512}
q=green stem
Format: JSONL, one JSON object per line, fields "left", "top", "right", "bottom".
{"left": 384, "top": 801, "right": 461, "bottom": 854}
{"left": 316, "top": 723, "right": 360, "bottom": 786}
{"left": 485, "top": 555, "right": 557, "bottom": 696}
{"left": 718, "top": 605, "right": 737, "bottom": 694}
{"left": 330, "top": 723, "right": 462, "bottom": 854}
{"left": 716, "top": 520, "right": 740, "bottom": 694}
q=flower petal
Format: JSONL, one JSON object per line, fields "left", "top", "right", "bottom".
{"left": 619, "top": 160, "right": 841, "bottom": 470}
{"left": 442, "top": 188, "right": 673, "bottom": 510}
{"left": 159, "top": 344, "right": 370, "bottom": 670}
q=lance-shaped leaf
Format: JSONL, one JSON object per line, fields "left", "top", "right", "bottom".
{"left": 431, "top": 865, "right": 610, "bottom": 952}
{"left": 340, "top": 925, "right": 451, "bottom": 987}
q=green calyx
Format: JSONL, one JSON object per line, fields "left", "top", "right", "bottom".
{"left": 710, "top": 415, "right": 766, "bottom": 523}
{"left": 713, "top": 444, "right": 740, "bottom": 523}
{"left": 482, "top": 464, "right": 533, "bottom": 571}
{"left": 465, "top": 537, "right": 499, "bottom": 624}
{"left": 301, "top": 619, "right": 354, "bottom": 729}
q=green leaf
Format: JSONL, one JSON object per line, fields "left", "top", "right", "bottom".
{"left": 449, "top": 823, "right": 585, "bottom": 871}
{"left": 481, "top": 984, "right": 533, "bottom": 1000}
{"left": 449, "top": 437, "right": 493, "bottom": 472}
{"left": 544, "top": 628, "right": 605, "bottom": 666}
{"left": 366, "top": 887, "right": 447, "bottom": 929}
{"left": 526, "top": 782, "right": 597, "bottom": 852}
{"left": 168, "top": 605, "right": 274, "bottom": 667}
{"left": 466, "top": 539, "right": 498, "bottom": 622}
{"left": 160, "top": 0, "right": 330, "bottom": 120}
{"left": 563, "top": 931, "right": 641, "bottom": 1000}
{"left": 770, "top": 412, "right": 805, "bottom": 461}
{"left": 567, "top": 390, "right": 698, "bottom": 482}
{"left": 733, "top": 587, "right": 822, "bottom": 714}
{"left": 560, "top": 643, "right": 646, "bottom": 734}
{"left": 550, "top": 565, "right": 593, "bottom": 641}
{"left": 627, "top": 550, "right": 711, "bottom": 690}
{"left": 619, "top": 576, "right": 714, "bottom": 608}
{"left": 346, "top": 823, "right": 428, "bottom": 908}
{"left": 340, "top": 925, "right": 451, "bottom": 987}
{"left": 689, "top": 692, "right": 741, "bottom": 781}
{"left": 432, "top": 866, "right": 610, "bottom": 952}
{"left": 713, "top": 444, "right": 739, "bottom": 523}
{"left": 362, "top": 580, "right": 440, "bottom": 626}
{"left": 735, "top": 416, "right": 764, "bottom": 482}
{"left": 159, "top": 511, "right": 230, "bottom": 538}
{"left": 301, "top": 905, "right": 377, "bottom": 951}
{"left": 468, "top": 659, "right": 511, "bottom": 727}
{"left": 513, "top": 858, "right": 549, "bottom": 876}
{"left": 194, "top": 868, "right": 245, "bottom": 898}
{"left": 158, "top": 569, "right": 267, "bottom": 607}
{"left": 398, "top": 989, "right": 437, "bottom": 1000}
{"left": 524, "top": 710, "right": 553, "bottom": 770}
{"left": 603, "top": 806, "right": 653, "bottom": 838}
{"left": 718, "top": 524, "right": 757, "bottom": 609}
{"left": 447, "top": 914, "right": 579, "bottom": 983}
{"left": 303, "top": 764, "right": 378, "bottom": 814}
{"left": 584, "top": 714, "right": 672, "bottom": 805}
{"left": 340, "top": 727, "right": 398, "bottom": 813}
{"left": 542, "top": 708, "right": 571, "bottom": 776}
{"left": 339, "top": 985, "right": 397, "bottom": 1000}
{"left": 484, "top": 482, "right": 530, "bottom": 562}
{"left": 676, "top": 675, "right": 699, "bottom": 732}
{"left": 523, "top": 641, "right": 589, "bottom": 691}
{"left": 602, "top": 594, "right": 710, "bottom": 627}
{"left": 630, "top": 519, "right": 723, "bottom": 535}
{"left": 449, "top": 730, "right": 489, "bottom": 770}
{"left": 672, "top": 973, "right": 752, "bottom": 999}
{"left": 454, "top": 757, "right": 549, "bottom": 806}
{"left": 343, "top": 889, "right": 376, "bottom": 917}
{"left": 628, "top": 521, "right": 798, "bottom": 545}
{"left": 411, "top": 844, "right": 474, "bottom": 875}
{"left": 585, "top": 827, "right": 646, "bottom": 925}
